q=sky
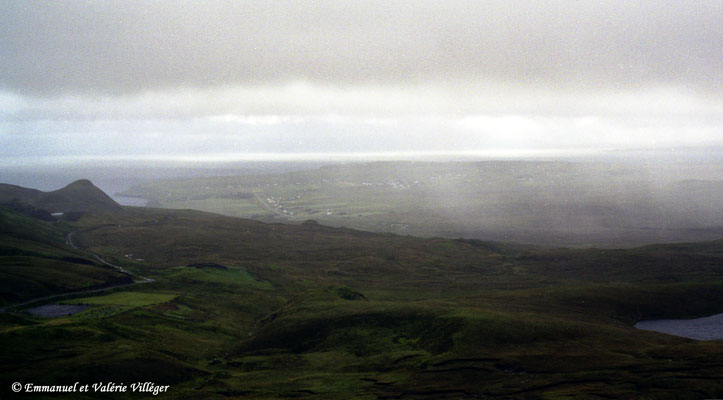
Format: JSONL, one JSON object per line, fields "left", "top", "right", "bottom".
{"left": 0, "top": 0, "right": 721, "bottom": 165}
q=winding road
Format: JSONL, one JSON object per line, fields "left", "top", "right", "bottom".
{"left": 0, "top": 228, "right": 154, "bottom": 313}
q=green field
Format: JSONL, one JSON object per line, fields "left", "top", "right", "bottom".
{"left": 62, "top": 292, "right": 178, "bottom": 319}
{"left": 67, "top": 291, "right": 177, "bottom": 306}
{"left": 166, "top": 265, "right": 273, "bottom": 290}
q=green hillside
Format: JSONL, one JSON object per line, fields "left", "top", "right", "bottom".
{"left": 0, "top": 203, "right": 129, "bottom": 307}
{"left": 0, "top": 192, "right": 721, "bottom": 398}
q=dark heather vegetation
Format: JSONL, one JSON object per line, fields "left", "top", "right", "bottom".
{"left": 1, "top": 180, "right": 722, "bottom": 399}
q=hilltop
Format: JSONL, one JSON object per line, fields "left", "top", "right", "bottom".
{"left": 0, "top": 180, "right": 127, "bottom": 306}
{"left": 0, "top": 179, "right": 122, "bottom": 214}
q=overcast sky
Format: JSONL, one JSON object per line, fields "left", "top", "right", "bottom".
{"left": 1, "top": 0, "right": 721, "bottom": 164}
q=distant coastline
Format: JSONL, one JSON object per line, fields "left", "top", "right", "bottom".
{"left": 112, "top": 194, "right": 148, "bottom": 207}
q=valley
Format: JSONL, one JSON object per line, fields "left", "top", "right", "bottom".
{"left": 3, "top": 1, "right": 721, "bottom": 398}
{"left": 1, "top": 179, "right": 722, "bottom": 398}
{"left": 120, "top": 161, "right": 723, "bottom": 247}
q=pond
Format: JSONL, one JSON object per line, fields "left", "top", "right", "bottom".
{"left": 635, "top": 313, "right": 723, "bottom": 341}
{"left": 26, "top": 304, "right": 91, "bottom": 318}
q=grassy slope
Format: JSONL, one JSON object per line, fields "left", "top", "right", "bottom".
{"left": 1, "top": 207, "right": 722, "bottom": 399}
{"left": 0, "top": 206, "right": 131, "bottom": 306}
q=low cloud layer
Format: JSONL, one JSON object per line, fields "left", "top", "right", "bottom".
{"left": 0, "top": 1, "right": 720, "bottom": 162}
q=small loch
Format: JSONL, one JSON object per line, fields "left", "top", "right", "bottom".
{"left": 635, "top": 313, "right": 723, "bottom": 341}
{"left": 27, "top": 304, "right": 91, "bottom": 318}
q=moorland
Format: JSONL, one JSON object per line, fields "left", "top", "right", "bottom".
{"left": 1, "top": 175, "right": 723, "bottom": 399}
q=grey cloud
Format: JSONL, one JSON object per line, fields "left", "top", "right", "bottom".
{"left": 2, "top": 83, "right": 721, "bottom": 123}
{"left": 1, "top": 0, "right": 720, "bottom": 96}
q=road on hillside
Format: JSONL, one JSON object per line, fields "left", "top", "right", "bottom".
{"left": 0, "top": 228, "right": 155, "bottom": 313}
